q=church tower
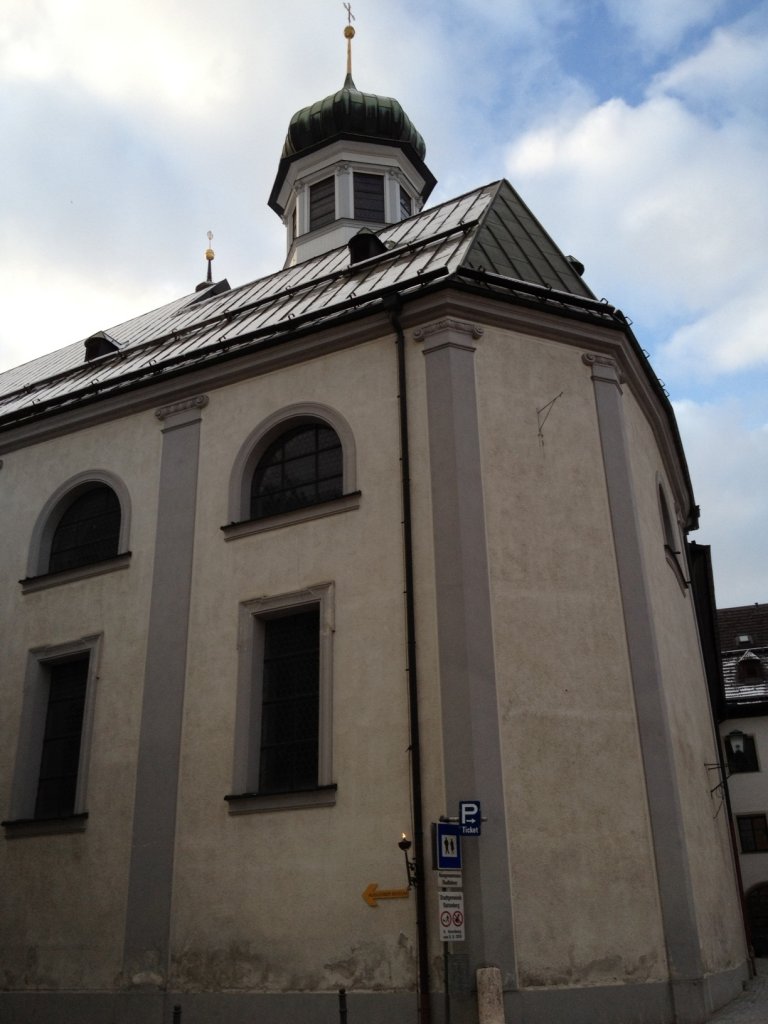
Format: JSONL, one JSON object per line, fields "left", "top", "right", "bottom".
{"left": 269, "top": 22, "right": 436, "bottom": 266}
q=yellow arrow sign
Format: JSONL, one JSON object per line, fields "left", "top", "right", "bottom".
{"left": 363, "top": 883, "right": 410, "bottom": 907}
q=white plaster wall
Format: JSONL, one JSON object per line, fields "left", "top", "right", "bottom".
{"left": 172, "top": 337, "right": 433, "bottom": 993}
{"left": 720, "top": 716, "right": 768, "bottom": 893}
{"left": 0, "top": 410, "right": 162, "bottom": 988}
{"left": 474, "top": 327, "right": 668, "bottom": 988}
{"left": 622, "top": 389, "right": 747, "bottom": 974}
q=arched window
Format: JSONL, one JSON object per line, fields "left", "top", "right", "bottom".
{"left": 49, "top": 485, "right": 121, "bottom": 573}
{"left": 225, "top": 404, "right": 358, "bottom": 537}
{"left": 250, "top": 423, "right": 343, "bottom": 520}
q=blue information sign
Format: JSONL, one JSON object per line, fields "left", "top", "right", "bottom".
{"left": 436, "top": 822, "right": 462, "bottom": 870}
{"left": 459, "top": 800, "right": 482, "bottom": 836}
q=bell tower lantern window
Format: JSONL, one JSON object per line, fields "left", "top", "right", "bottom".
{"left": 309, "top": 177, "right": 336, "bottom": 231}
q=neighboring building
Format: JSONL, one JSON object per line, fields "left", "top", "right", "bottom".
{"left": 718, "top": 603, "right": 768, "bottom": 957}
{"left": 0, "top": 36, "right": 748, "bottom": 1024}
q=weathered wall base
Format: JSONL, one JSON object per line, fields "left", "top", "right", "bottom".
{"left": 500, "top": 962, "right": 749, "bottom": 1024}
{"left": 0, "top": 962, "right": 749, "bottom": 1024}
{"left": 0, "top": 990, "right": 414, "bottom": 1024}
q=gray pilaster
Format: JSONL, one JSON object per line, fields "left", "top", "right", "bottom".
{"left": 415, "top": 320, "right": 517, "bottom": 1004}
{"left": 583, "top": 353, "right": 706, "bottom": 1024}
{"left": 122, "top": 395, "right": 207, "bottom": 983}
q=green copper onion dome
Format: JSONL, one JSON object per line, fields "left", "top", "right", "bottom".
{"left": 281, "top": 72, "right": 427, "bottom": 160}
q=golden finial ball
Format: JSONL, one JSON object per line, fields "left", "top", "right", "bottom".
{"left": 344, "top": 25, "right": 355, "bottom": 39}
{"left": 205, "top": 248, "right": 215, "bottom": 261}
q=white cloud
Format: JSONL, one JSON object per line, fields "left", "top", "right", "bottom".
{"left": 649, "top": 22, "right": 768, "bottom": 115}
{"left": 0, "top": 0, "right": 240, "bottom": 117}
{"left": 675, "top": 398, "right": 768, "bottom": 606}
{"left": 505, "top": 89, "right": 768, "bottom": 373}
{"left": 662, "top": 287, "right": 768, "bottom": 377}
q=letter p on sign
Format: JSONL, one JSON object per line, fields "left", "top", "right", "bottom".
{"left": 459, "top": 800, "right": 481, "bottom": 835}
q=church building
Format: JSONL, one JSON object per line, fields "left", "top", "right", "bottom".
{"left": 0, "top": 25, "right": 749, "bottom": 1024}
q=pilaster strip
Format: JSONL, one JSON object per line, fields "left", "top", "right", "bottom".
{"left": 122, "top": 397, "right": 206, "bottom": 984}
{"left": 416, "top": 320, "right": 517, "bottom": 996}
{"left": 583, "top": 352, "right": 706, "bottom": 1021}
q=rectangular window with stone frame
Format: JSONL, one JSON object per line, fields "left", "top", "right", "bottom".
{"left": 354, "top": 172, "right": 385, "bottom": 221}
{"left": 226, "top": 584, "right": 336, "bottom": 814}
{"left": 737, "top": 814, "right": 768, "bottom": 853}
{"left": 309, "top": 176, "right": 336, "bottom": 231}
{"left": 3, "top": 636, "right": 101, "bottom": 836}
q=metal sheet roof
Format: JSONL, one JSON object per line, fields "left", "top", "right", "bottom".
{"left": 0, "top": 180, "right": 601, "bottom": 427}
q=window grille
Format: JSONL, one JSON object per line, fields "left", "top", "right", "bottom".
{"left": 259, "top": 609, "right": 320, "bottom": 793}
{"left": 399, "top": 185, "right": 412, "bottom": 220}
{"left": 49, "top": 485, "right": 121, "bottom": 573}
{"left": 310, "top": 177, "right": 336, "bottom": 230}
{"left": 354, "top": 173, "right": 385, "bottom": 221}
{"left": 35, "top": 658, "right": 88, "bottom": 819}
{"left": 250, "top": 423, "right": 343, "bottom": 519}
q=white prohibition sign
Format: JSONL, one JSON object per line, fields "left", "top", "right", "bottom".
{"left": 438, "top": 891, "right": 466, "bottom": 942}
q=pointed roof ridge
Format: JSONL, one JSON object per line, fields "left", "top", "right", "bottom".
{"left": 459, "top": 177, "right": 596, "bottom": 299}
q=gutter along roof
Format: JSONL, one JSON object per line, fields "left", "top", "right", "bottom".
{"left": 0, "top": 179, "right": 666, "bottom": 438}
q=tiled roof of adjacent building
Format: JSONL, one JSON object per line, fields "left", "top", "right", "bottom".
{"left": 718, "top": 603, "right": 768, "bottom": 707}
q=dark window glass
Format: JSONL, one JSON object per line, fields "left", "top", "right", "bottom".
{"left": 659, "top": 486, "right": 677, "bottom": 552}
{"left": 747, "top": 884, "right": 768, "bottom": 957}
{"left": 399, "top": 185, "right": 411, "bottom": 220}
{"left": 354, "top": 173, "right": 385, "bottom": 221}
{"left": 737, "top": 657, "right": 766, "bottom": 683}
{"left": 726, "top": 734, "right": 760, "bottom": 773}
{"left": 250, "top": 424, "right": 343, "bottom": 519}
{"left": 259, "top": 609, "right": 320, "bottom": 793}
{"left": 310, "top": 177, "right": 335, "bottom": 230}
{"left": 35, "top": 659, "right": 88, "bottom": 819}
{"left": 49, "top": 485, "right": 121, "bottom": 573}
{"left": 738, "top": 814, "right": 768, "bottom": 853}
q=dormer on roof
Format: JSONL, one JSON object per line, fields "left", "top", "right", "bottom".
{"left": 269, "top": 23, "right": 436, "bottom": 267}
{"left": 84, "top": 330, "right": 120, "bottom": 362}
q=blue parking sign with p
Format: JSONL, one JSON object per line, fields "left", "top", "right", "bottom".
{"left": 459, "top": 800, "right": 481, "bottom": 836}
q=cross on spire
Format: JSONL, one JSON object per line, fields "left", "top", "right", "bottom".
{"left": 343, "top": 3, "right": 356, "bottom": 77}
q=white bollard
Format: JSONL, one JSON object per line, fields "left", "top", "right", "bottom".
{"left": 476, "top": 966, "right": 505, "bottom": 1024}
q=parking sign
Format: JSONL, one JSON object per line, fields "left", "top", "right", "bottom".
{"left": 459, "top": 800, "right": 481, "bottom": 836}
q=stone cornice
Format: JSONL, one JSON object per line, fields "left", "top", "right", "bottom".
{"left": 582, "top": 352, "right": 625, "bottom": 391}
{"left": 155, "top": 395, "right": 209, "bottom": 423}
{"left": 413, "top": 318, "right": 484, "bottom": 353}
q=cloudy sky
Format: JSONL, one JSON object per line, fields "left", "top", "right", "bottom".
{"left": 1, "top": 0, "right": 766, "bottom": 608}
